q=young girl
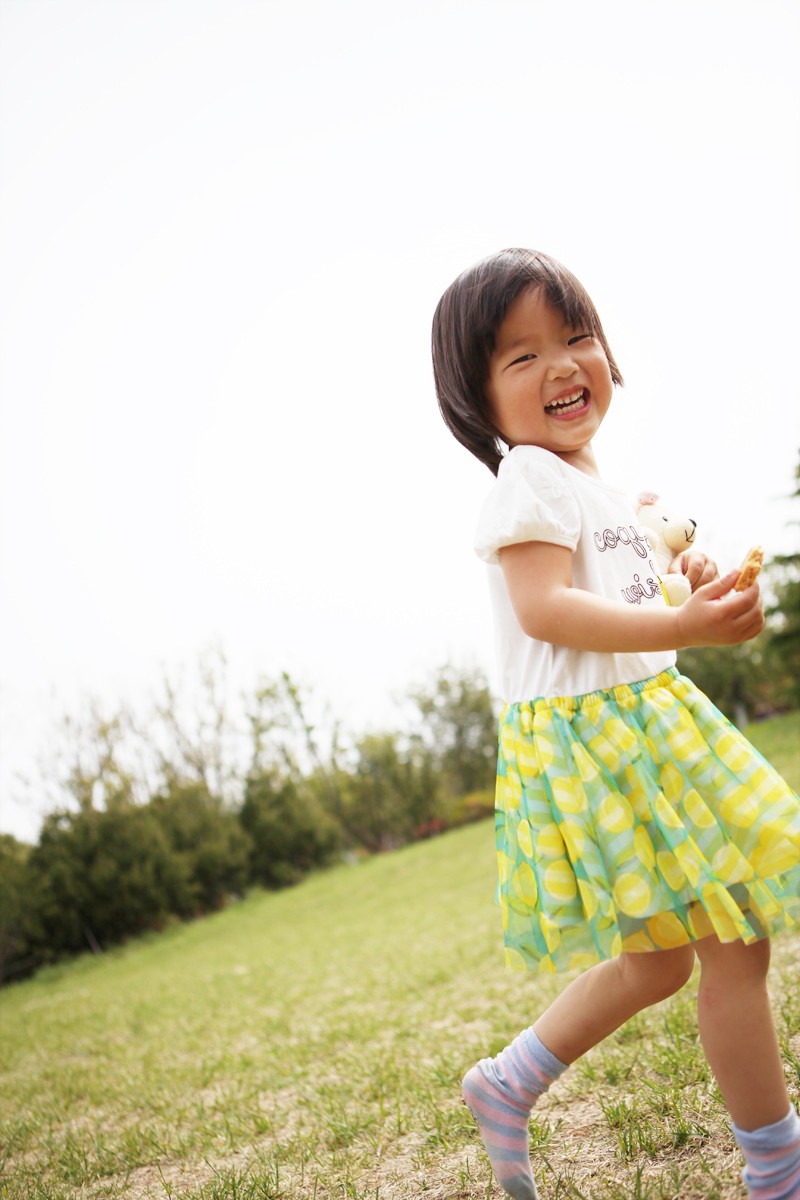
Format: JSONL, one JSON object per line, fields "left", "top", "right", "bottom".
{"left": 431, "top": 248, "right": 800, "bottom": 1200}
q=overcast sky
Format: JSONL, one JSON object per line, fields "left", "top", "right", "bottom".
{"left": 1, "top": 0, "right": 799, "bottom": 842}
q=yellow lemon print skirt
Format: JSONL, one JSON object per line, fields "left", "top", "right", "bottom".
{"left": 496, "top": 668, "right": 800, "bottom": 974}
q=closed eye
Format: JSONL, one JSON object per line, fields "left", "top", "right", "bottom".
{"left": 567, "top": 333, "right": 593, "bottom": 345}
{"left": 510, "top": 352, "right": 537, "bottom": 365}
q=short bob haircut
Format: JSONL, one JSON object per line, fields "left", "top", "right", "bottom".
{"left": 431, "top": 248, "right": 623, "bottom": 475}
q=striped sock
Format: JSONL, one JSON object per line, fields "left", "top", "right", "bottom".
{"left": 732, "top": 1107, "right": 800, "bottom": 1200}
{"left": 462, "top": 1027, "right": 568, "bottom": 1200}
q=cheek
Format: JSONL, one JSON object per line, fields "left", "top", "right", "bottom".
{"left": 592, "top": 354, "right": 614, "bottom": 397}
{"left": 483, "top": 385, "right": 500, "bottom": 428}
{"left": 486, "top": 390, "right": 528, "bottom": 445}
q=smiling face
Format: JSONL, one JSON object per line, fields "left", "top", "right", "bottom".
{"left": 485, "top": 286, "right": 614, "bottom": 474}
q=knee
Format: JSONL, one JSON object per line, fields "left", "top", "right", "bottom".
{"left": 697, "top": 935, "right": 771, "bottom": 987}
{"left": 619, "top": 945, "right": 695, "bottom": 1006}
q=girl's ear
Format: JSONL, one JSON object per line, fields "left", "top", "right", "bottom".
{"left": 637, "top": 491, "right": 660, "bottom": 507}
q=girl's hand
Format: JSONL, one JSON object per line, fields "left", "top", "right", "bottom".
{"left": 668, "top": 550, "right": 719, "bottom": 592}
{"left": 675, "top": 570, "right": 765, "bottom": 648}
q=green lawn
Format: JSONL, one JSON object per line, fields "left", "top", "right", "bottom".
{"left": 1, "top": 715, "right": 798, "bottom": 1200}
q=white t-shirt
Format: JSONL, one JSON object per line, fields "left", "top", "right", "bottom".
{"left": 474, "top": 446, "right": 676, "bottom": 702}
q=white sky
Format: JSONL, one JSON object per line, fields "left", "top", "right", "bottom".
{"left": 1, "top": 0, "right": 799, "bottom": 842}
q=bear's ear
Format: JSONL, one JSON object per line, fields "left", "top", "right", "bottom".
{"left": 637, "top": 490, "right": 660, "bottom": 507}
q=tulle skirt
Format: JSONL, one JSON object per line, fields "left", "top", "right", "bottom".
{"left": 495, "top": 668, "right": 800, "bottom": 974}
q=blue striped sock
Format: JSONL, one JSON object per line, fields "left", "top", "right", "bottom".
{"left": 462, "top": 1027, "right": 568, "bottom": 1200}
{"left": 732, "top": 1107, "right": 800, "bottom": 1199}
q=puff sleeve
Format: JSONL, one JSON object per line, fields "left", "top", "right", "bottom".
{"left": 474, "top": 447, "right": 581, "bottom": 565}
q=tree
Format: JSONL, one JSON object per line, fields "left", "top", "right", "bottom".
{"left": 676, "top": 643, "right": 771, "bottom": 725}
{"left": 245, "top": 671, "right": 352, "bottom": 844}
{"left": 240, "top": 770, "right": 340, "bottom": 888}
{"left": 150, "top": 646, "right": 247, "bottom": 803}
{"left": 763, "top": 452, "right": 800, "bottom": 709}
{"left": 407, "top": 665, "right": 497, "bottom": 798}
{"left": 335, "top": 731, "right": 442, "bottom": 852}
{"left": 149, "top": 783, "right": 251, "bottom": 915}
{"left": 26, "top": 803, "right": 184, "bottom": 959}
{"left": 678, "top": 451, "right": 800, "bottom": 720}
{"left": 24, "top": 699, "right": 148, "bottom": 819}
{"left": 0, "top": 835, "right": 36, "bottom": 983}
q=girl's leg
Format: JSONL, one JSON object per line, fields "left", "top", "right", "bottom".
{"left": 695, "top": 935, "right": 800, "bottom": 1200}
{"left": 694, "top": 935, "right": 788, "bottom": 1129}
{"left": 535, "top": 941, "right": 696, "bottom": 1063}
{"left": 463, "top": 944, "right": 695, "bottom": 1200}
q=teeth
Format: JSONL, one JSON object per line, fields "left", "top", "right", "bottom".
{"left": 546, "top": 389, "right": 585, "bottom": 412}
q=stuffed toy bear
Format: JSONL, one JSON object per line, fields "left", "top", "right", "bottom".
{"left": 636, "top": 492, "right": 697, "bottom": 607}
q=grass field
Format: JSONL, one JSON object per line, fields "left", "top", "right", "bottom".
{"left": 1, "top": 713, "right": 799, "bottom": 1200}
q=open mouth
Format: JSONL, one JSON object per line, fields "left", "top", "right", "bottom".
{"left": 544, "top": 388, "right": 588, "bottom": 415}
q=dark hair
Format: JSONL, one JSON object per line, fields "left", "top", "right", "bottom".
{"left": 431, "top": 248, "right": 623, "bottom": 475}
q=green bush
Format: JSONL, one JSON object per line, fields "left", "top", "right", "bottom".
{"left": 25, "top": 804, "right": 184, "bottom": 958}
{"left": 240, "top": 773, "right": 340, "bottom": 888}
{"left": 0, "top": 834, "right": 36, "bottom": 983}
{"left": 336, "top": 732, "right": 443, "bottom": 852}
{"left": 446, "top": 788, "right": 496, "bottom": 829}
{"left": 149, "top": 784, "right": 251, "bottom": 915}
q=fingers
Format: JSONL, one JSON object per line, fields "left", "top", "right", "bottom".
{"left": 727, "top": 610, "right": 765, "bottom": 644}
{"left": 679, "top": 571, "right": 765, "bottom": 647}
{"left": 724, "top": 584, "right": 765, "bottom": 641}
{"left": 670, "top": 551, "right": 720, "bottom": 591}
{"left": 697, "top": 568, "right": 740, "bottom": 600}
{"left": 725, "top": 586, "right": 766, "bottom": 638}
{"left": 693, "top": 557, "right": 719, "bottom": 588}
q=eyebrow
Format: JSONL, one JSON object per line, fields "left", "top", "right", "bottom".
{"left": 499, "top": 334, "right": 531, "bottom": 353}
{"left": 495, "top": 332, "right": 536, "bottom": 359}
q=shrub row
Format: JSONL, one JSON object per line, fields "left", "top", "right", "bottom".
{"left": 0, "top": 663, "right": 501, "bottom": 984}
{"left": 0, "top": 774, "right": 347, "bottom": 984}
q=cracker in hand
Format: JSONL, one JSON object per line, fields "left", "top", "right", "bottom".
{"left": 734, "top": 546, "right": 764, "bottom": 591}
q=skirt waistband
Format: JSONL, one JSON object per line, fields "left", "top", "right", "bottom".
{"left": 503, "top": 667, "right": 680, "bottom": 719}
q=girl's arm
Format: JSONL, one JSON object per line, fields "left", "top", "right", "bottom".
{"left": 499, "top": 540, "right": 764, "bottom": 653}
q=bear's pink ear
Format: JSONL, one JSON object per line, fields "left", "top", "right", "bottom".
{"left": 637, "top": 490, "right": 659, "bottom": 507}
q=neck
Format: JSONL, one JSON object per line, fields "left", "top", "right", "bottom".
{"left": 555, "top": 445, "right": 601, "bottom": 478}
